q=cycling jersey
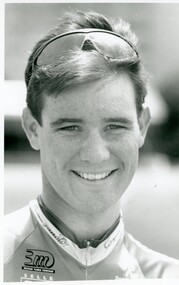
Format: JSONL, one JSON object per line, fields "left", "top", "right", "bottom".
{"left": 4, "top": 199, "right": 179, "bottom": 282}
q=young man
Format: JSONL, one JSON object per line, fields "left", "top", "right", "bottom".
{"left": 4, "top": 11, "right": 179, "bottom": 281}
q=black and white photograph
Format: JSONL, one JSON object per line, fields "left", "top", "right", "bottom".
{"left": 3, "top": 1, "right": 179, "bottom": 283}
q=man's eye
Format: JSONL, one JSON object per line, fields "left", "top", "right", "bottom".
{"left": 105, "top": 124, "right": 126, "bottom": 131}
{"left": 59, "top": 125, "right": 81, "bottom": 131}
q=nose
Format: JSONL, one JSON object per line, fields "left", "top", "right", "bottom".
{"left": 80, "top": 130, "right": 110, "bottom": 163}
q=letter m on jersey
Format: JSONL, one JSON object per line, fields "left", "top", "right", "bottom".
{"left": 25, "top": 249, "right": 55, "bottom": 268}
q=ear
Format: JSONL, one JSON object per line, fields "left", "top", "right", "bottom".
{"left": 138, "top": 107, "right": 151, "bottom": 148}
{"left": 21, "top": 107, "right": 41, "bottom": 150}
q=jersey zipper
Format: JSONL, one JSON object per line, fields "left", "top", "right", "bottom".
{"left": 85, "top": 241, "right": 90, "bottom": 280}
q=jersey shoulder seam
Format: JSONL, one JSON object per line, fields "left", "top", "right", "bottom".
{"left": 4, "top": 221, "right": 38, "bottom": 268}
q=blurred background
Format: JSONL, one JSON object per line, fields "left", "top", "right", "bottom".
{"left": 4, "top": 3, "right": 179, "bottom": 259}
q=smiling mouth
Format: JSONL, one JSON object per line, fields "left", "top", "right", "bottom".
{"left": 72, "top": 169, "right": 117, "bottom": 181}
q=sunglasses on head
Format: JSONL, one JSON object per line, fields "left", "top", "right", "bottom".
{"left": 32, "top": 29, "right": 139, "bottom": 70}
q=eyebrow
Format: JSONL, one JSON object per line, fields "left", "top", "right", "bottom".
{"left": 104, "top": 117, "right": 134, "bottom": 125}
{"left": 50, "top": 117, "right": 133, "bottom": 127}
{"left": 50, "top": 118, "right": 84, "bottom": 127}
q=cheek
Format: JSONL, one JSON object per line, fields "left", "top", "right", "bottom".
{"left": 112, "top": 132, "right": 140, "bottom": 155}
{"left": 114, "top": 135, "right": 140, "bottom": 187}
{"left": 124, "top": 135, "right": 140, "bottom": 174}
{"left": 112, "top": 133, "right": 140, "bottom": 178}
{"left": 40, "top": 134, "right": 80, "bottom": 170}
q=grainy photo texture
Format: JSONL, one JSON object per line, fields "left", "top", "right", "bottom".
{"left": 4, "top": 3, "right": 179, "bottom": 282}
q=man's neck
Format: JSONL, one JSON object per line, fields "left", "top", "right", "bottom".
{"left": 38, "top": 195, "right": 120, "bottom": 248}
{"left": 41, "top": 191, "right": 121, "bottom": 241}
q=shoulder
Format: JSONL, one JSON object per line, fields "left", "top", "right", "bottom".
{"left": 124, "top": 231, "right": 179, "bottom": 278}
{"left": 4, "top": 204, "right": 37, "bottom": 265}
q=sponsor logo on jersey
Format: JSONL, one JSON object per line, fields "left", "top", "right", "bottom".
{"left": 21, "top": 273, "right": 54, "bottom": 282}
{"left": 22, "top": 249, "right": 55, "bottom": 273}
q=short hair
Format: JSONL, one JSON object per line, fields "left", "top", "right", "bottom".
{"left": 25, "top": 11, "right": 148, "bottom": 125}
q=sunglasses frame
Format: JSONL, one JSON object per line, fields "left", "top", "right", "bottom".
{"left": 32, "top": 28, "right": 139, "bottom": 70}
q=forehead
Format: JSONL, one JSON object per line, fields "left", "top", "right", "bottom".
{"left": 42, "top": 74, "right": 137, "bottom": 121}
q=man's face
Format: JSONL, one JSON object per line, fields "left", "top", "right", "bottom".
{"left": 27, "top": 74, "right": 149, "bottom": 215}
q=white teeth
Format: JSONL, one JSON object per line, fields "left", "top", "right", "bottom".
{"left": 84, "top": 173, "right": 88, "bottom": 179}
{"left": 76, "top": 171, "right": 112, "bottom": 181}
{"left": 96, "top": 174, "right": 102, "bottom": 180}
